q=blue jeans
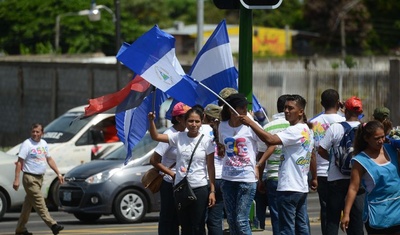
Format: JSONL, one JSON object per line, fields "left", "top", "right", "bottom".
{"left": 326, "top": 179, "right": 365, "bottom": 235}
{"left": 317, "top": 176, "right": 328, "bottom": 235}
{"left": 177, "top": 185, "right": 208, "bottom": 235}
{"left": 266, "top": 179, "right": 279, "bottom": 235}
{"left": 221, "top": 180, "right": 256, "bottom": 235}
{"left": 159, "top": 180, "right": 179, "bottom": 235}
{"left": 277, "top": 191, "right": 310, "bottom": 235}
{"left": 206, "top": 179, "right": 224, "bottom": 235}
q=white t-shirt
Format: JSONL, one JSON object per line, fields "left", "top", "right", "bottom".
{"left": 18, "top": 138, "right": 50, "bottom": 175}
{"left": 201, "top": 124, "right": 223, "bottom": 179}
{"left": 218, "top": 121, "right": 266, "bottom": 183}
{"left": 310, "top": 113, "right": 345, "bottom": 177}
{"left": 154, "top": 127, "right": 179, "bottom": 183}
{"left": 319, "top": 121, "right": 360, "bottom": 181}
{"left": 276, "top": 123, "right": 314, "bottom": 193}
{"left": 168, "top": 132, "right": 214, "bottom": 188}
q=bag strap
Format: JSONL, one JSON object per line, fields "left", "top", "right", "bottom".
{"left": 186, "top": 134, "right": 204, "bottom": 175}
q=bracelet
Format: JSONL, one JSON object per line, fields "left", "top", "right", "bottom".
{"left": 57, "top": 174, "right": 63, "bottom": 177}
{"left": 210, "top": 190, "right": 216, "bottom": 194}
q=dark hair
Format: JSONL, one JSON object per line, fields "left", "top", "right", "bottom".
{"left": 171, "top": 116, "right": 180, "bottom": 125}
{"left": 321, "top": 89, "right": 339, "bottom": 109}
{"left": 353, "top": 121, "right": 384, "bottom": 155}
{"left": 220, "top": 104, "right": 231, "bottom": 121}
{"left": 277, "top": 94, "right": 291, "bottom": 113}
{"left": 285, "top": 94, "right": 312, "bottom": 128}
{"left": 381, "top": 118, "right": 393, "bottom": 136}
{"left": 184, "top": 108, "right": 203, "bottom": 122}
{"left": 191, "top": 104, "right": 204, "bottom": 115}
{"left": 31, "top": 123, "right": 43, "bottom": 132}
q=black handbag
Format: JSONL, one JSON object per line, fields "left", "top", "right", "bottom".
{"left": 173, "top": 134, "right": 204, "bottom": 210}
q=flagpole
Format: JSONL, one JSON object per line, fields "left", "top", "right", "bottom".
{"left": 197, "top": 82, "right": 239, "bottom": 116}
{"left": 261, "top": 108, "right": 270, "bottom": 123}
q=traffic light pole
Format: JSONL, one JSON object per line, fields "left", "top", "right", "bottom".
{"left": 238, "top": 5, "right": 253, "bottom": 111}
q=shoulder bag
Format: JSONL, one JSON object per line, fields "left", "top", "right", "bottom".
{"left": 173, "top": 134, "right": 204, "bottom": 210}
{"left": 142, "top": 162, "right": 176, "bottom": 193}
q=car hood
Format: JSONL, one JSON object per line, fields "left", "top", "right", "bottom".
{"left": 65, "top": 160, "right": 124, "bottom": 179}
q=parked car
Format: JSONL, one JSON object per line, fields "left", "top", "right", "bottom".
{"left": 0, "top": 151, "right": 25, "bottom": 221}
{"left": 58, "top": 130, "right": 162, "bottom": 223}
{"left": 7, "top": 105, "right": 122, "bottom": 208}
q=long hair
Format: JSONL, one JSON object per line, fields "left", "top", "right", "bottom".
{"left": 353, "top": 120, "right": 384, "bottom": 156}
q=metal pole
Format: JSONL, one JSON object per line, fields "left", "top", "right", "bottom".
{"left": 238, "top": 4, "right": 253, "bottom": 110}
{"left": 196, "top": 0, "right": 204, "bottom": 54}
{"left": 341, "top": 18, "right": 346, "bottom": 59}
{"left": 115, "top": 0, "right": 121, "bottom": 90}
{"left": 55, "top": 15, "right": 61, "bottom": 53}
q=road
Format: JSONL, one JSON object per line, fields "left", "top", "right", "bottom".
{"left": 0, "top": 192, "right": 352, "bottom": 235}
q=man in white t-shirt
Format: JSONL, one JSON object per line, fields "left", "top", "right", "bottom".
{"left": 309, "top": 89, "right": 345, "bottom": 235}
{"left": 240, "top": 94, "right": 314, "bottom": 235}
{"left": 318, "top": 96, "right": 365, "bottom": 235}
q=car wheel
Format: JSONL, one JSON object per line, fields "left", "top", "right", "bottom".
{"left": 73, "top": 212, "right": 102, "bottom": 223}
{"left": 113, "top": 189, "right": 147, "bottom": 223}
{"left": 47, "top": 179, "right": 60, "bottom": 210}
{"left": 0, "top": 191, "right": 7, "bottom": 221}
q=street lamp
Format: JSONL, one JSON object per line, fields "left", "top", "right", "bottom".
{"left": 54, "top": 0, "right": 116, "bottom": 52}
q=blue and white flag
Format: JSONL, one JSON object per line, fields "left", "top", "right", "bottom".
{"left": 116, "top": 88, "right": 168, "bottom": 165}
{"left": 117, "top": 25, "right": 198, "bottom": 106}
{"left": 190, "top": 20, "right": 238, "bottom": 107}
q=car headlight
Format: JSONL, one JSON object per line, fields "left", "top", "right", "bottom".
{"left": 85, "top": 168, "right": 121, "bottom": 184}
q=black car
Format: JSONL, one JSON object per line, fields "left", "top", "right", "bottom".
{"left": 58, "top": 133, "right": 161, "bottom": 223}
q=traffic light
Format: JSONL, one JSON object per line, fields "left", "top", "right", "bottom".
{"left": 213, "top": 0, "right": 283, "bottom": 10}
{"left": 240, "top": 0, "right": 283, "bottom": 9}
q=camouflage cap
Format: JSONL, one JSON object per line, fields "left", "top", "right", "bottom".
{"left": 218, "top": 87, "right": 238, "bottom": 105}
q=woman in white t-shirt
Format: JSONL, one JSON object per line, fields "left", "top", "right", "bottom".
{"left": 241, "top": 94, "right": 314, "bottom": 235}
{"left": 148, "top": 108, "right": 216, "bottom": 235}
{"left": 218, "top": 93, "right": 267, "bottom": 235}
{"left": 149, "top": 102, "right": 190, "bottom": 235}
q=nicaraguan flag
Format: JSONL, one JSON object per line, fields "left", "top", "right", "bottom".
{"left": 190, "top": 19, "right": 238, "bottom": 107}
{"left": 116, "top": 88, "right": 168, "bottom": 164}
{"left": 117, "top": 25, "right": 198, "bottom": 106}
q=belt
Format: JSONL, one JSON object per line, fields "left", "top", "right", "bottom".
{"left": 23, "top": 172, "right": 44, "bottom": 177}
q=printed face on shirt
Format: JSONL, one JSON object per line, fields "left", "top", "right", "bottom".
{"left": 30, "top": 126, "right": 43, "bottom": 142}
{"left": 284, "top": 100, "right": 304, "bottom": 125}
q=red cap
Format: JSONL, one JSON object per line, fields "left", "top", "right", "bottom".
{"left": 172, "top": 102, "right": 191, "bottom": 117}
{"left": 345, "top": 96, "right": 363, "bottom": 114}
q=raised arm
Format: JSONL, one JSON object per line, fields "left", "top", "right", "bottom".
{"left": 148, "top": 112, "right": 169, "bottom": 143}
{"left": 239, "top": 115, "right": 282, "bottom": 145}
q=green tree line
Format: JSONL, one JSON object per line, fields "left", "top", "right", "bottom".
{"left": 0, "top": 0, "right": 399, "bottom": 56}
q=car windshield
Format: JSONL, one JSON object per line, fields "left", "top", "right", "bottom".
{"left": 102, "top": 132, "right": 159, "bottom": 161}
{"left": 43, "top": 112, "right": 93, "bottom": 143}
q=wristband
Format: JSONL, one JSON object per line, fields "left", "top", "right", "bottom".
{"left": 210, "top": 190, "right": 216, "bottom": 194}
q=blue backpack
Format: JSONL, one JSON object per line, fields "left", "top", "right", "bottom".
{"left": 331, "top": 122, "right": 357, "bottom": 175}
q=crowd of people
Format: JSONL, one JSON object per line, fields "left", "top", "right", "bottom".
{"left": 15, "top": 87, "right": 400, "bottom": 235}
{"left": 147, "top": 87, "right": 400, "bottom": 235}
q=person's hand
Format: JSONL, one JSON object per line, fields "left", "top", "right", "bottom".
{"left": 148, "top": 112, "right": 156, "bottom": 121}
{"left": 208, "top": 191, "right": 216, "bottom": 207}
{"left": 58, "top": 174, "right": 64, "bottom": 184}
{"left": 257, "top": 180, "right": 266, "bottom": 194}
{"left": 13, "top": 179, "right": 19, "bottom": 191}
{"left": 239, "top": 115, "right": 252, "bottom": 126}
{"left": 340, "top": 214, "right": 350, "bottom": 232}
{"left": 310, "top": 178, "right": 318, "bottom": 191}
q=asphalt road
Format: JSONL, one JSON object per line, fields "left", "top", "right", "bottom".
{"left": 0, "top": 192, "right": 352, "bottom": 235}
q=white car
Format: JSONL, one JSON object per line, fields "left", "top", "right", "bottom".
{"left": 0, "top": 151, "right": 25, "bottom": 220}
{"left": 6, "top": 105, "right": 122, "bottom": 211}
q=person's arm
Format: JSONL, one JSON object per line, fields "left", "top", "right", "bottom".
{"left": 206, "top": 152, "right": 216, "bottom": 207}
{"left": 47, "top": 157, "right": 64, "bottom": 184}
{"left": 239, "top": 115, "right": 282, "bottom": 145}
{"left": 13, "top": 157, "right": 23, "bottom": 191}
{"left": 318, "top": 147, "right": 329, "bottom": 161}
{"left": 150, "top": 152, "right": 176, "bottom": 179}
{"left": 310, "top": 151, "right": 318, "bottom": 191}
{"left": 340, "top": 162, "right": 364, "bottom": 232}
{"left": 148, "top": 112, "right": 169, "bottom": 143}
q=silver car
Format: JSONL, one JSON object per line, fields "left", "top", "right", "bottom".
{"left": 58, "top": 132, "right": 161, "bottom": 223}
